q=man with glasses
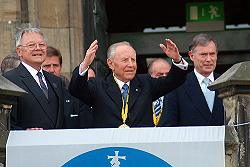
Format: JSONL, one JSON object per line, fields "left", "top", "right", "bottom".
{"left": 159, "top": 33, "right": 224, "bottom": 127}
{"left": 3, "top": 27, "right": 65, "bottom": 130}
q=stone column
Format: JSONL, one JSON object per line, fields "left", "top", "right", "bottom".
{"left": 0, "top": 0, "right": 84, "bottom": 79}
{"left": 0, "top": 75, "right": 27, "bottom": 166}
{"left": 25, "top": 0, "right": 84, "bottom": 79}
{"left": 209, "top": 61, "right": 250, "bottom": 167}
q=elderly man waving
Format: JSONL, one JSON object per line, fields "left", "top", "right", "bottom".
{"left": 69, "top": 39, "right": 188, "bottom": 128}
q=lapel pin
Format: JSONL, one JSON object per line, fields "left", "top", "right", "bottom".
{"left": 136, "top": 89, "right": 138, "bottom": 92}
{"left": 53, "top": 83, "right": 57, "bottom": 88}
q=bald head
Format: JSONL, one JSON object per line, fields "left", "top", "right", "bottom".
{"left": 148, "top": 58, "right": 171, "bottom": 78}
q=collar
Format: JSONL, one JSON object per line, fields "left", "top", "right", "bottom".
{"left": 194, "top": 69, "right": 214, "bottom": 85}
{"left": 113, "top": 74, "right": 130, "bottom": 90}
{"left": 22, "top": 62, "right": 44, "bottom": 78}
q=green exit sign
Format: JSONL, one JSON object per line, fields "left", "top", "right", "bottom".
{"left": 186, "top": 2, "right": 224, "bottom": 22}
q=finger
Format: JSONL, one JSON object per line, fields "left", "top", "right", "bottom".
{"left": 159, "top": 44, "right": 167, "bottom": 52}
{"left": 89, "top": 40, "right": 98, "bottom": 48}
{"left": 167, "top": 39, "right": 177, "bottom": 48}
{"left": 86, "top": 44, "right": 98, "bottom": 57}
{"left": 165, "top": 39, "right": 174, "bottom": 49}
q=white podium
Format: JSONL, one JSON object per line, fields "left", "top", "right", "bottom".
{"left": 6, "top": 126, "right": 225, "bottom": 167}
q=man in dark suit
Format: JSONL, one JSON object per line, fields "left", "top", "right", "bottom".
{"left": 159, "top": 33, "right": 225, "bottom": 127}
{"left": 42, "top": 46, "right": 94, "bottom": 128}
{"left": 69, "top": 39, "right": 189, "bottom": 128}
{"left": 3, "top": 27, "right": 64, "bottom": 130}
{"left": 148, "top": 58, "right": 171, "bottom": 126}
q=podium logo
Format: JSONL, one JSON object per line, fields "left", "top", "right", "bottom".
{"left": 62, "top": 147, "right": 172, "bottom": 167}
{"left": 107, "top": 151, "right": 126, "bottom": 167}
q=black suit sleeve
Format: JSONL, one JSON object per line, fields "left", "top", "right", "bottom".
{"left": 69, "top": 66, "right": 96, "bottom": 107}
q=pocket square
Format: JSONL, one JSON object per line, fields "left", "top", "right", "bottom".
{"left": 70, "top": 114, "right": 78, "bottom": 117}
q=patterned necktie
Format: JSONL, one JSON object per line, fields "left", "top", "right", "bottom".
{"left": 37, "top": 72, "right": 48, "bottom": 99}
{"left": 154, "top": 97, "right": 162, "bottom": 118}
{"left": 203, "top": 77, "right": 214, "bottom": 112}
{"left": 121, "top": 84, "right": 129, "bottom": 103}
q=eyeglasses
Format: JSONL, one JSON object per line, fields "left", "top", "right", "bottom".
{"left": 20, "top": 42, "right": 47, "bottom": 50}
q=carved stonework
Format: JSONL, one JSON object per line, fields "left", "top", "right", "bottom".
{"left": 209, "top": 61, "right": 250, "bottom": 167}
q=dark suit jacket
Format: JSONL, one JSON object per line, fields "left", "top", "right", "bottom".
{"left": 63, "top": 89, "right": 93, "bottom": 129}
{"left": 69, "top": 65, "right": 188, "bottom": 128}
{"left": 158, "top": 71, "right": 225, "bottom": 126}
{"left": 3, "top": 63, "right": 64, "bottom": 130}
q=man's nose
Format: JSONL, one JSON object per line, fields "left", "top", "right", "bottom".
{"left": 49, "top": 65, "right": 55, "bottom": 72}
{"left": 34, "top": 43, "right": 42, "bottom": 50}
{"left": 127, "top": 59, "right": 134, "bottom": 66}
{"left": 205, "top": 54, "right": 212, "bottom": 61}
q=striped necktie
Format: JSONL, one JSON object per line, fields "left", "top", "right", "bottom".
{"left": 154, "top": 97, "right": 162, "bottom": 118}
{"left": 37, "top": 72, "right": 48, "bottom": 99}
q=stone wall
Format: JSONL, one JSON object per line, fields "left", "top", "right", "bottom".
{"left": 0, "top": 0, "right": 84, "bottom": 79}
{"left": 0, "top": 0, "right": 19, "bottom": 64}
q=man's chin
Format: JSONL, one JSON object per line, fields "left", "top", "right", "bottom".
{"left": 126, "top": 74, "right": 136, "bottom": 81}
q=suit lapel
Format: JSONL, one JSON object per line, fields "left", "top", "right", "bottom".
{"left": 184, "top": 72, "right": 212, "bottom": 120}
{"left": 128, "top": 77, "right": 141, "bottom": 110}
{"left": 104, "top": 75, "right": 142, "bottom": 121}
{"left": 127, "top": 77, "right": 141, "bottom": 123}
{"left": 105, "top": 75, "right": 123, "bottom": 111}
{"left": 17, "top": 65, "right": 55, "bottom": 124}
{"left": 44, "top": 71, "right": 63, "bottom": 127}
{"left": 211, "top": 74, "right": 221, "bottom": 113}
{"left": 44, "top": 71, "right": 60, "bottom": 98}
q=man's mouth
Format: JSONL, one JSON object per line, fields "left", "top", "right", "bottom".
{"left": 33, "top": 53, "right": 43, "bottom": 57}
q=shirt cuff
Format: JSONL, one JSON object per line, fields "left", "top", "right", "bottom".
{"left": 79, "top": 63, "right": 89, "bottom": 76}
{"left": 172, "top": 57, "right": 188, "bottom": 70}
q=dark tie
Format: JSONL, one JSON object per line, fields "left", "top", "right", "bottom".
{"left": 121, "top": 84, "right": 129, "bottom": 103}
{"left": 154, "top": 98, "right": 162, "bottom": 118}
{"left": 203, "top": 77, "right": 214, "bottom": 111}
{"left": 37, "top": 72, "right": 48, "bottom": 99}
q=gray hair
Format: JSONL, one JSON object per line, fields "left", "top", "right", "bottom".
{"left": 189, "top": 33, "right": 218, "bottom": 52}
{"left": 107, "top": 41, "right": 135, "bottom": 59}
{"left": 15, "top": 27, "right": 45, "bottom": 47}
{"left": 0, "top": 53, "right": 20, "bottom": 74}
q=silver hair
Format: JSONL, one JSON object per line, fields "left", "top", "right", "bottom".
{"left": 188, "top": 33, "right": 218, "bottom": 52}
{"left": 107, "top": 41, "right": 135, "bottom": 59}
{"left": 15, "top": 27, "right": 46, "bottom": 47}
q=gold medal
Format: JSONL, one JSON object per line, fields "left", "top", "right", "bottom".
{"left": 118, "top": 124, "right": 130, "bottom": 128}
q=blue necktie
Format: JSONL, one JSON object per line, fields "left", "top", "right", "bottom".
{"left": 203, "top": 78, "right": 214, "bottom": 112}
{"left": 154, "top": 97, "right": 162, "bottom": 118}
{"left": 37, "top": 72, "right": 48, "bottom": 99}
{"left": 121, "top": 84, "right": 129, "bottom": 103}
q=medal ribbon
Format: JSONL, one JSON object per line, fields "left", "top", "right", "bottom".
{"left": 113, "top": 73, "right": 130, "bottom": 125}
{"left": 152, "top": 103, "right": 162, "bottom": 126}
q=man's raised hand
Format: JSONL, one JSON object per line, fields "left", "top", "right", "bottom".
{"left": 80, "top": 40, "right": 98, "bottom": 72}
{"left": 160, "top": 39, "right": 181, "bottom": 63}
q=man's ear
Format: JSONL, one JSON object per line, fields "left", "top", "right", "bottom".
{"left": 188, "top": 51, "right": 194, "bottom": 61}
{"left": 16, "top": 47, "right": 22, "bottom": 58}
{"left": 107, "top": 58, "right": 114, "bottom": 70}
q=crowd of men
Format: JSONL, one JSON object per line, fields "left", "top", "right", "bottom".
{"left": 0, "top": 27, "right": 225, "bottom": 130}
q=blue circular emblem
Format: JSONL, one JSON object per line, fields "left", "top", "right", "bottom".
{"left": 62, "top": 147, "right": 172, "bottom": 167}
